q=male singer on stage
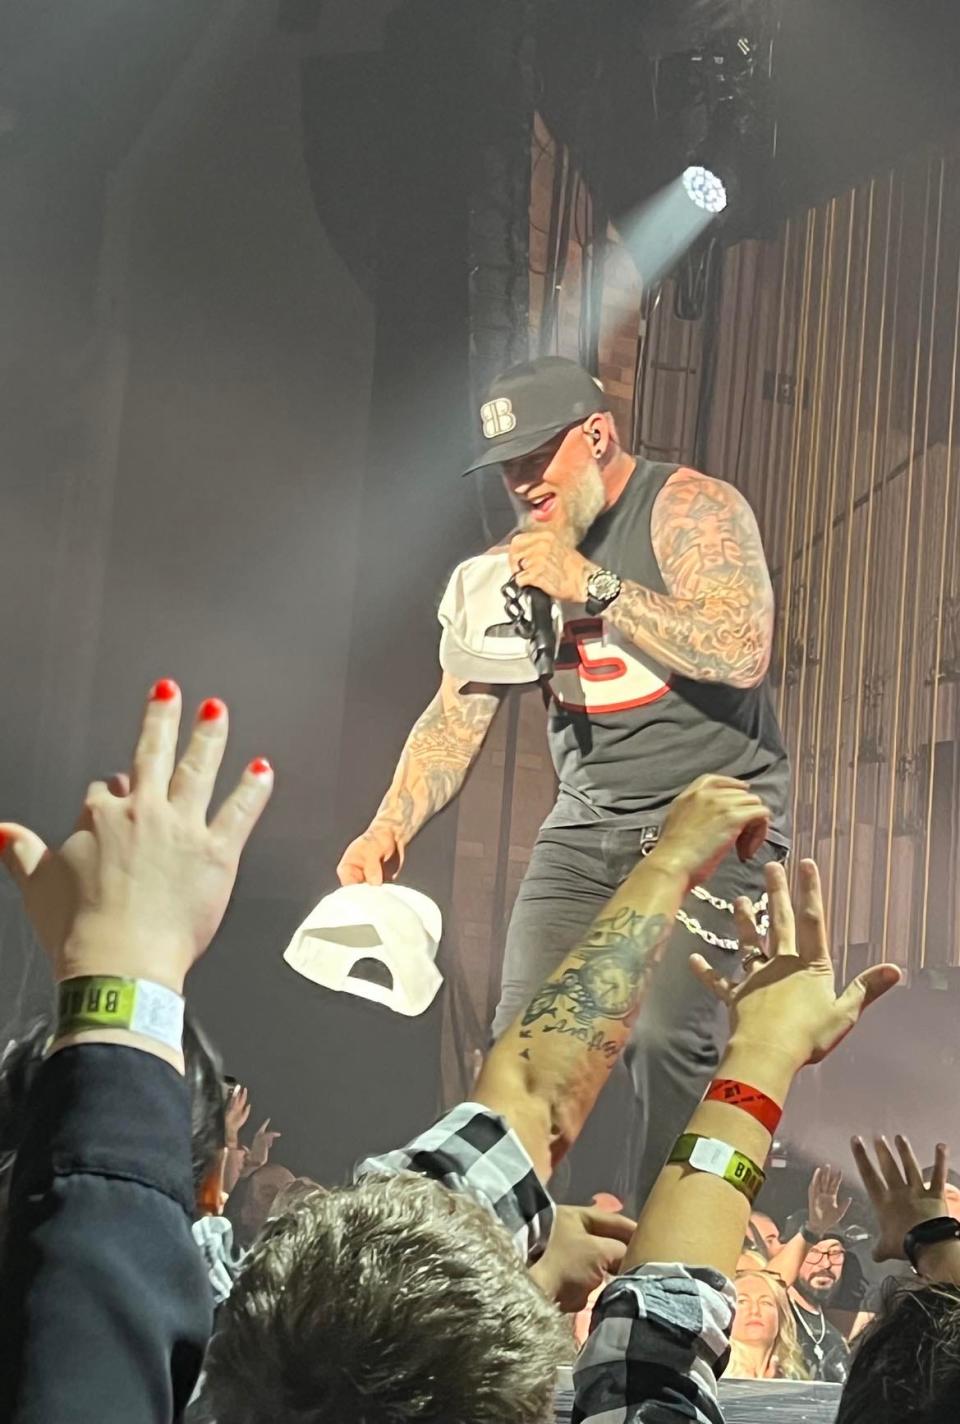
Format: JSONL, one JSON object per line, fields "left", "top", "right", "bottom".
{"left": 337, "top": 356, "right": 790, "bottom": 1206}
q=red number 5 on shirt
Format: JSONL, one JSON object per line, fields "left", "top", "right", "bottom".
{"left": 553, "top": 616, "right": 669, "bottom": 714}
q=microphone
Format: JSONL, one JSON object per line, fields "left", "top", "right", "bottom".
{"left": 527, "top": 586, "right": 556, "bottom": 679}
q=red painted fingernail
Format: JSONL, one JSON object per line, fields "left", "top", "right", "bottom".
{"left": 248, "top": 757, "right": 272, "bottom": 776}
{"left": 151, "top": 678, "right": 179, "bottom": 702}
{"left": 0, "top": 830, "right": 8, "bottom": 854}
{"left": 199, "top": 698, "right": 226, "bottom": 722}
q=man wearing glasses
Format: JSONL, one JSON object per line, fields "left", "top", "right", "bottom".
{"left": 789, "top": 1237, "right": 851, "bottom": 1382}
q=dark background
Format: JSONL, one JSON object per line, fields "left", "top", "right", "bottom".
{"left": 1, "top": 0, "right": 959, "bottom": 1183}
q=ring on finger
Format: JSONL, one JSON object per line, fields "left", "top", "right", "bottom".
{"left": 741, "top": 946, "right": 768, "bottom": 971}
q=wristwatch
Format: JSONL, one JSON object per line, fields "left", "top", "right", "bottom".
{"left": 903, "top": 1216, "right": 960, "bottom": 1272}
{"left": 584, "top": 567, "right": 622, "bottom": 616}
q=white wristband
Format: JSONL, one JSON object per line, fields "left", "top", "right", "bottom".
{"left": 56, "top": 976, "right": 185, "bottom": 1052}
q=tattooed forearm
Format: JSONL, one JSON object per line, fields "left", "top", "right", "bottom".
{"left": 519, "top": 908, "right": 671, "bottom": 1054}
{"left": 477, "top": 847, "right": 689, "bottom": 1179}
{"left": 374, "top": 680, "right": 501, "bottom": 842}
{"left": 604, "top": 470, "right": 773, "bottom": 688}
{"left": 607, "top": 581, "right": 769, "bottom": 687}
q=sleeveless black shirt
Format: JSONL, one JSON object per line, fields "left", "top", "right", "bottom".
{"left": 544, "top": 458, "right": 791, "bottom": 844}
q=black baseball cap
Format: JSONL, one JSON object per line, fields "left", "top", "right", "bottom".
{"left": 461, "top": 355, "right": 607, "bottom": 475}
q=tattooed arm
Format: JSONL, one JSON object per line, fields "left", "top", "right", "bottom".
{"left": 474, "top": 884, "right": 674, "bottom": 1187}
{"left": 337, "top": 672, "right": 502, "bottom": 885}
{"left": 474, "top": 775, "right": 770, "bottom": 1185}
{"left": 507, "top": 468, "right": 774, "bottom": 689}
{"left": 604, "top": 469, "right": 774, "bottom": 689}
{"left": 375, "top": 671, "right": 502, "bottom": 841}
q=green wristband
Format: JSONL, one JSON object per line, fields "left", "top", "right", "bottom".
{"left": 57, "top": 976, "right": 184, "bottom": 1052}
{"left": 668, "top": 1132, "right": 766, "bottom": 1203}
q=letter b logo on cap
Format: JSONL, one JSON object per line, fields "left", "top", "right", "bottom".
{"left": 480, "top": 398, "right": 517, "bottom": 438}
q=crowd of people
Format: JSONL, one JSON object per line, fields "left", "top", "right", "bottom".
{"left": 729, "top": 1166, "right": 883, "bottom": 1385}
{"left": 0, "top": 679, "right": 958, "bottom": 1423}
{"left": 0, "top": 683, "right": 951, "bottom": 1418}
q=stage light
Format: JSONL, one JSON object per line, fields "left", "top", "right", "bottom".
{"left": 618, "top": 171, "right": 720, "bottom": 293}
{"left": 682, "top": 164, "right": 728, "bottom": 214}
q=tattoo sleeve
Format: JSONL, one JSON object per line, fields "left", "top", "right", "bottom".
{"left": 373, "top": 677, "right": 502, "bottom": 843}
{"left": 476, "top": 850, "right": 687, "bottom": 1181}
{"left": 518, "top": 906, "right": 670, "bottom": 1057}
{"left": 604, "top": 470, "right": 774, "bottom": 688}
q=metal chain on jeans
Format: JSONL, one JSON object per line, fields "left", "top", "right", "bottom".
{"left": 638, "top": 835, "right": 772, "bottom": 952}
{"left": 677, "top": 887, "right": 771, "bottom": 954}
{"left": 691, "top": 883, "right": 769, "bottom": 917}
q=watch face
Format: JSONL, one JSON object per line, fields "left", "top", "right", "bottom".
{"left": 904, "top": 1215, "right": 960, "bottom": 1269}
{"left": 588, "top": 570, "right": 620, "bottom": 603}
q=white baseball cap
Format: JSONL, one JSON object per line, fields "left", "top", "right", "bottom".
{"left": 437, "top": 550, "right": 562, "bottom": 685}
{"left": 283, "top": 884, "right": 443, "bottom": 1017}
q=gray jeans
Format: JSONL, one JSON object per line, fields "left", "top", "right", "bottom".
{"left": 491, "top": 821, "right": 786, "bottom": 1209}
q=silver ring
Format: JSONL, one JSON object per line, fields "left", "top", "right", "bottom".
{"left": 741, "top": 946, "right": 767, "bottom": 971}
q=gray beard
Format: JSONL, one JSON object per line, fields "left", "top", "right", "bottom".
{"left": 564, "top": 465, "right": 606, "bottom": 546}
{"left": 517, "top": 465, "right": 606, "bottom": 548}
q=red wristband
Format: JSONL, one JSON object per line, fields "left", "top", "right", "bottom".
{"left": 705, "top": 1078, "right": 782, "bottom": 1134}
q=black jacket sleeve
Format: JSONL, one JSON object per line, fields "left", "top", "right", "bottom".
{"left": 0, "top": 1044, "right": 214, "bottom": 1423}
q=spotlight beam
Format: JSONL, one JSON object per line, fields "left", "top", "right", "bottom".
{"left": 616, "top": 173, "right": 720, "bottom": 290}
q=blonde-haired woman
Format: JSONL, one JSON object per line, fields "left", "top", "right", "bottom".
{"left": 727, "top": 1270, "right": 811, "bottom": 1381}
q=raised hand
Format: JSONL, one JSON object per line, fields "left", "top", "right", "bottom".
{"left": 852, "top": 1136, "right": 950, "bottom": 1262}
{"left": 244, "top": 1118, "right": 282, "bottom": 1173}
{"left": 650, "top": 774, "right": 771, "bottom": 891}
{"left": 528, "top": 1204, "right": 637, "bottom": 1313}
{"left": 807, "top": 1164, "right": 851, "bottom": 1236}
{"left": 689, "top": 858, "right": 901, "bottom": 1070}
{"left": 0, "top": 678, "right": 273, "bottom": 994}
{"left": 225, "top": 1084, "right": 252, "bottom": 1146}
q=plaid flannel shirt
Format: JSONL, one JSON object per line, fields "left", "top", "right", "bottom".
{"left": 356, "top": 1100, "right": 554, "bottom": 1262}
{"left": 573, "top": 1263, "right": 736, "bottom": 1424}
{"left": 358, "top": 1105, "right": 734, "bottom": 1422}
